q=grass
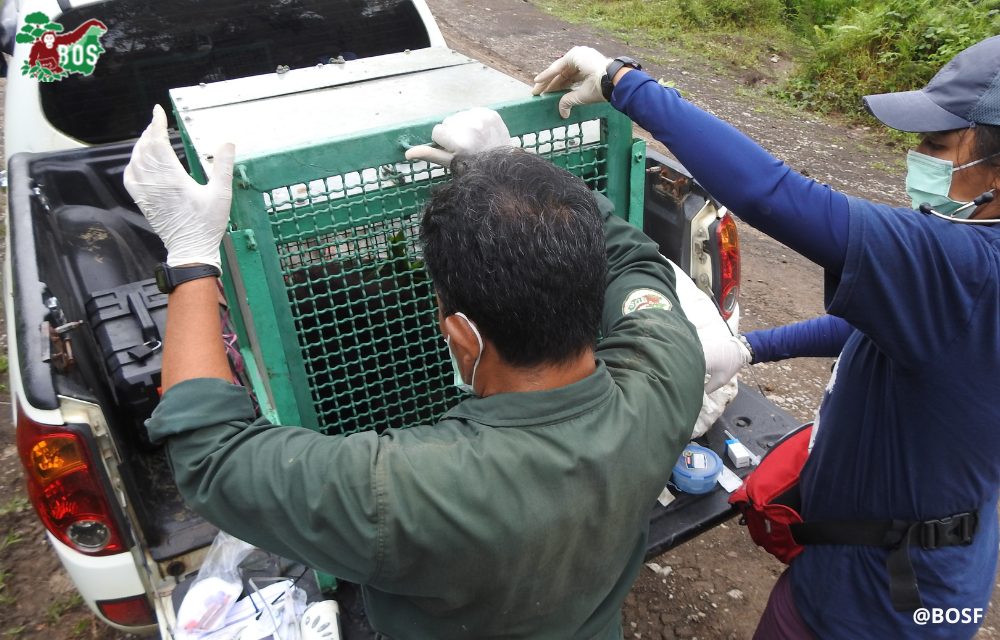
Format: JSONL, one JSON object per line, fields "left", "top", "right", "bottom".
{"left": 785, "top": 0, "right": 1000, "bottom": 119}
{"left": 0, "top": 568, "right": 15, "bottom": 607}
{"left": 0, "top": 532, "right": 22, "bottom": 553}
{"left": 871, "top": 159, "right": 906, "bottom": 173}
{"left": 539, "top": 0, "right": 804, "bottom": 76}
{"left": 0, "top": 354, "right": 7, "bottom": 394}
{"left": 2, "top": 627, "right": 26, "bottom": 638}
{"left": 534, "top": 0, "right": 999, "bottom": 124}
{"left": 70, "top": 618, "right": 92, "bottom": 638}
{"left": 0, "top": 497, "right": 28, "bottom": 516}
{"left": 46, "top": 593, "right": 83, "bottom": 624}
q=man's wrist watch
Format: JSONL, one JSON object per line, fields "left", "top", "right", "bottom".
{"left": 154, "top": 263, "right": 221, "bottom": 294}
{"left": 601, "top": 56, "right": 643, "bottom": 102}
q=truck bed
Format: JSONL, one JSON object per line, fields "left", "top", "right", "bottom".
{"left": 9, "top": 140, "right": 217, "bottom": 562}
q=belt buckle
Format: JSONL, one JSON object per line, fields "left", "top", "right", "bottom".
{"left": 919, "top": 512, "right": 976, "bottom": 550}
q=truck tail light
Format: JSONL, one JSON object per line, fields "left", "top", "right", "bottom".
{"left": 97, "top": 595, "right": 156, "bottom": 627}
{"left": 15, "top": 406, "right": 125, "bottom": 556}
{"left": 712, "top": 212, "right": 740, "bottom": 320}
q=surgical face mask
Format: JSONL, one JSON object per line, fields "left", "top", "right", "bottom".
{"left": 444, "top": 312, "right": 483, "bottom": 395}
{"left": 905, "top": 150, "right": 994, "bottom": 218}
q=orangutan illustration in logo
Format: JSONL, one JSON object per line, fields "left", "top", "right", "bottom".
{"left": 18, "top": 12, "right": 108, "bottom": 81}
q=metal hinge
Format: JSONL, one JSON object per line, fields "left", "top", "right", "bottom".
{"left": 42, "top": 320, "right": 84, "bottom": 372}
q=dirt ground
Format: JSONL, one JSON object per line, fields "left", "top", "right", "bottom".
{"left": 0, "top": 1, "right": 998, "bottom": 638}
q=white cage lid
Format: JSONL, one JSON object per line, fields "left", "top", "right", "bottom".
{"left": 170, "top": 47, "right": 531, "bottom": 169}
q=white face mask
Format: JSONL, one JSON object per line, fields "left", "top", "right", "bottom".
{"left": 444, "top": 312, "right": 483, "bottom": 396}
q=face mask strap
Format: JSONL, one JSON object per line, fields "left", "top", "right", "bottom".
{"left": 954, "top": 151, "right": 1000, "bottom": 172}
{"left": 453, "top": 312, "right": 484, "bottom": 391}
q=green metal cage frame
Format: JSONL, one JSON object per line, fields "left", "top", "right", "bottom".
{"left": 179, "top": 94, "right": 646, "bottom": 433}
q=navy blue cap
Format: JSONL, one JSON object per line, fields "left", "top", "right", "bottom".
{"left": 863, "top": 35, "right": 1000, "bottom": 133}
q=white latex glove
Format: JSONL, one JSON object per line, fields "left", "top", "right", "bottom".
{"left": 404, "top": 107, "right": 512, "bottom": 168}
{"left": 531, "top": 46, "right": 611, "bottom": 118}
{"left": 702, "top": 335, "right": 752, "bottom": 394}
{"left": 669, "top": 261, "right": 738, "bottom": 437}
{"left": 123, "top": 104, "right": 235, "bottom": 270}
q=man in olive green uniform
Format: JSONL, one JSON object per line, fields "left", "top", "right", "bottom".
{"left": 129, "top": 106, "right": 703, "bottom": 638}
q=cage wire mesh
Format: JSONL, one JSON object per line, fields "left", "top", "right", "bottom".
{"left": 255, "top": 119, "right": 610, "bottom": 435}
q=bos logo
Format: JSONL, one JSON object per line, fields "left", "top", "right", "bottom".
{"left": 16, "top": 12, "right": 108, "bottom": 82}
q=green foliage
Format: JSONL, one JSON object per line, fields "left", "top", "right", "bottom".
{"left": 18, "top": 25, "right": 43, "bottom": 40}
{"left": 539, "top": 0, "right": 998, "bottom": 124}
{"left": 541, "top": 0, "right": 802, "bottom": 72}
{"left": 20, "top": 60, "right": 68, "bottom": 82}
{"left": 14, "top": 12, "right": 64, "bottom": 48}
{"left": 782, "top": 0, "right": 861, "bottom": 31}
{"left": 779, "top": 0, "right": 999, "bottom": 118}
{"left": 711, "top": 0, "right": 786, "bottom": 27}
{"left": 24, "top": 11, "right": 50, "bottom": 26}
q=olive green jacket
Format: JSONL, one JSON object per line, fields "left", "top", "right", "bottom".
{"left": 147, "top": 209, "right": 705, "bottom": 639}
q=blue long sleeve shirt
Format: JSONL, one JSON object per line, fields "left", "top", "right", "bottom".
{"left": 612, "top": 71, "right": 850, "bottom": 273}
{"left": 611, "top": 70, "right": 1000, "bottom": 640}
{"left": 745, "top": 314, "right": 854, "bottom": 363}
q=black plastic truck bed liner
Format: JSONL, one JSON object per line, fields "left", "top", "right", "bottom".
{"left": 11, "top": 140, "right": 215, "bottom": 561}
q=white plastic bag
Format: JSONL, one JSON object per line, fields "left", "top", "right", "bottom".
{"left": 238, "top": 580, "right": 307, "bottom": 640}
{"left": 175, "top": 531, "right": 256, "bottom": 638}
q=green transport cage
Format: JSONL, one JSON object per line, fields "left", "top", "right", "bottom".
{"left": 171, "top": 47, "right": 647, "bottom": 435}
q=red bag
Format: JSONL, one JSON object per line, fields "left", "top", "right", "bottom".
{"left": 728, "top": 424, "right": 812, "bottom": 564}
{"left": 730, "top": 423, "right": 979, "bottom": 611}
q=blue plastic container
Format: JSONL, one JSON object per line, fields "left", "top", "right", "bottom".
{"left": 672, "top": 444, "right": 723, "bottom": 494}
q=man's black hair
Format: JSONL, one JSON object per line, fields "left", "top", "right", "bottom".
{"left": 420, "top": 147, "right": 606, "bottom": 367}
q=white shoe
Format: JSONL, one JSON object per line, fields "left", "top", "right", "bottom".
{"left": 299, "top": 600, "right": 341, "bottom": 640}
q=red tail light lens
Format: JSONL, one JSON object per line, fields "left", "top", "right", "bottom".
{"left": 97, "top": 595, "right": 156, "bottom": 627}
{"left": 714, "top": 212, "right": 741, "bottom": 320}
{"left": 15, "top": 405, "right": 125, "bottom": 556}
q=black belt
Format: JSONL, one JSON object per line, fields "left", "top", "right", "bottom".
{"left": 791, "top": 511, "right": 978, "bottom": 611}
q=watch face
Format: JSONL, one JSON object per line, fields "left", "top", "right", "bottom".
{"left": 154, "top": 264, "right": 172, "bottom": 293}
{"left": 601, "top": 73, "right": 615, "bottom": 101}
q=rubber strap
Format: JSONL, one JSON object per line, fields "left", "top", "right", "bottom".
{"left": 886, "top": 523, "right": 924, "bottom": 612}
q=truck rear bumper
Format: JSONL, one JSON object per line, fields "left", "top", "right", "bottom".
{"left": 46, "top": 532, "right": 156, "bottom": 635}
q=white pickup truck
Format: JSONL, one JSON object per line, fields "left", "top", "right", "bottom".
{"left": 2, "top": 0, "right": 796, "bottom": 635}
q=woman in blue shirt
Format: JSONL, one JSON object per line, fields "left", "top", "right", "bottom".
{"left": 533, "top": 37, "right": 1000, "bottom": 639}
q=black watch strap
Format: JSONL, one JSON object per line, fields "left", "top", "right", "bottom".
{"left": 601, "top": 56, "right": 643, "bottom": 102}
{"left": 154, "top": 263, "right": 221, "bottom": 294}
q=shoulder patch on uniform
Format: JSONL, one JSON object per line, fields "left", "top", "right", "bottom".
{"left": 623, "top": 288, "right": 673, "bottom": 315}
